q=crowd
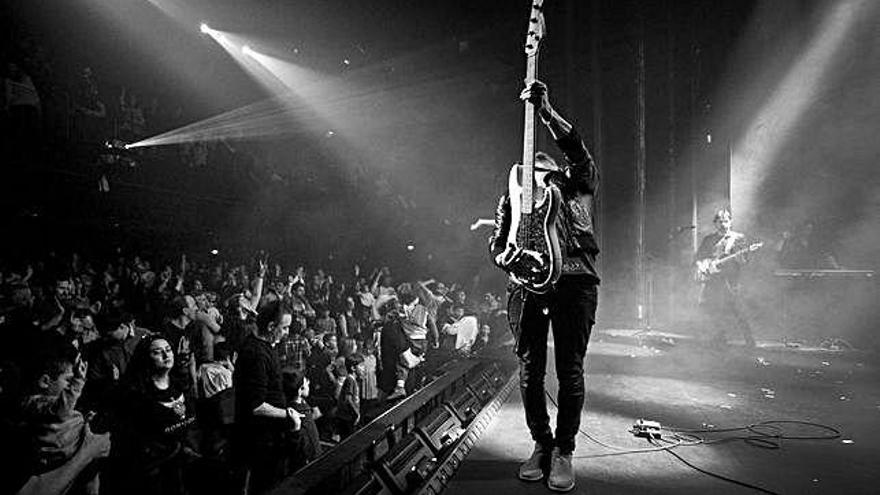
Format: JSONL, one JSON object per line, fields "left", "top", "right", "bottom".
{"left": 1, "top": 23, "right": 512, "bottom": 495}
{"left": 0, "top": 250, "right": 507, "bottom": 495}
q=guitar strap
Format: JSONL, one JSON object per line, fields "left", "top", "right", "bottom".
{"left": 506, "top": 286, "right": 527, "bottom": 352}
{"left": 713, "top": 234, "right": 735, "bottom": 257}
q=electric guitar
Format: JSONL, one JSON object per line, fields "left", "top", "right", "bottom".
{"left": 497, "top": 0, "right": 563, "bottom": 294}
{"left": 695, "top": 242, "right": 763, "bottom": 283}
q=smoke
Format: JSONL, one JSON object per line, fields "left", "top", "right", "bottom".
{"left": 731, "top": 0, "right": 880, "bottom": 344}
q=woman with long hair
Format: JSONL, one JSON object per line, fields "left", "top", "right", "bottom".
{"left": 109, "top": 334, "right": 197, "bottom": 495}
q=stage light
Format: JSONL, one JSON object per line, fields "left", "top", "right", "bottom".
{"left": 210, "top": 249, "right": 219, "bottom": 255}
{"left": 104, "top": 139, "right": 129, "bottom": 151}
{"left": 407, "top": 244, "right": 415, "bottom": 251}
{"left": 199, "top": 22, "right": 211, "bottom": 34}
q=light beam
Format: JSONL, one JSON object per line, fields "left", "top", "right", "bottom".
{"left": 731, "top": 0, "right": 865, "bottom": 228}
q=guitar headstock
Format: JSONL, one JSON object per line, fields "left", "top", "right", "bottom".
{"left": 525, "top": 0, "right": 546, "bottom": 57}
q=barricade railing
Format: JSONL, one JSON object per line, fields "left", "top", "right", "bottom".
{"left": 269, "top": 358, "right": 513, "bottom": 495}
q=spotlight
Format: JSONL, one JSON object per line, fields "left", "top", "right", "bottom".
{"left": 199, "top": 22, "right": 211, "bottom": 34}
{"left": 104, "top": 139, "right": 129, "bottom": 151}
{"left": 210, "top": 249, "right": 219, "bottom": 255}
{"left": 406, "top": 244, "right": 415, "bottom": 252}
{"left": 242, "top": 45, "right": 253, "bottom": 57}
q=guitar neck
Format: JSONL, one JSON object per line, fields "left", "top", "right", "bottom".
{"left": 716, "top": 245, "right": 753, "bottom": 266}
{"left": 521, "top": 53, "right": 539, "bottom": 216}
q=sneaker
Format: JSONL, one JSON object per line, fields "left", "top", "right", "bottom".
{"left": 548, "top": 447, "right": 575, "bottom": 492}
{"left": 387, "top": 386, "right": 407, "bottom": 401}
{"left": 518, "top": 443, "right": 550, "bottom": 481}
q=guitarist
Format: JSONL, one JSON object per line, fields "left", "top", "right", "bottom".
{"left": 489, "top": 80, "right": 599, "bottom": 493}
{"left": 695, "top": 208, "right": 757, "bottom": 348}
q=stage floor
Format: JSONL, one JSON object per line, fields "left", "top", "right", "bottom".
{"left": 446, "top": 329, "right": 879, "bottom": 494}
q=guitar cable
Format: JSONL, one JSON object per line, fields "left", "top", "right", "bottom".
{"left": 544, "top": 391, "right": 841, "bottom": 494}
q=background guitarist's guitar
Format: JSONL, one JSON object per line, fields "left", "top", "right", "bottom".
{"left": 498, "top": 0, "right": 563, "bottom": 294}
{"left": 695, "top": 242, "right": 764, "bottom": 283}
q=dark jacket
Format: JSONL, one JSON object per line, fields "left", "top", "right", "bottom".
{"left": 489, "top": 128, "right": 600, "bottom": 282}
{"left": 234, "top": 334, "right": 285, "bottom": 430}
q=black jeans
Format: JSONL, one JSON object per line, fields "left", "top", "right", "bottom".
{"left": 509, "top": 275, "right": 598, "bottom": 455}
{"left": 701, "top": 278, "right": 754, "bottom": 346}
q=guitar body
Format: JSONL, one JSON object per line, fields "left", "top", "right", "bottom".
{"left": 695, "top": 242, "right": 764, "bottom": 303}
{"left": 694, "top": 258, "right": 718, "bottom": 283}
{"left": 503, "top": 163, "right": 563, "bottom": 293}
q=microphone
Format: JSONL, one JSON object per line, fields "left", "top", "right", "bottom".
{"left": 667, "top": 225, "right": 696, "bottom": 241}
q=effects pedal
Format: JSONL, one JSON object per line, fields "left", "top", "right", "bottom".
{"left": 632, "top": 419, "right": 662, "bottom": 439}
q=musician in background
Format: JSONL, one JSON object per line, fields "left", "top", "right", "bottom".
{"left": 778, "top": 220, "right": 841, "bottom": 270}
{"left": 695, "top": 208, "right": 756, "bottom": 348}
{"left": 489, "top": 80, "right": 599, "bottom": 492}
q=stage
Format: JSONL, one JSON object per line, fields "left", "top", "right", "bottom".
{"left": 445, "top": 329, "right": 879, "bottom": 494}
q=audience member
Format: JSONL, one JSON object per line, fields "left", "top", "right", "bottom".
{"left": 378, "top": 299, "right": 417, "bottom": 400}
{"left": 197, "top": 341, "right": 234, "bottom": 401}
{"left": 0, "top": 237, "right": 493, "bottom": 492}
{"left": 335, "top": 353, "right": 364, "bottom": 439}
{"left": 20, "top": 349, "right": 100, "bottom": 495}
{"left": 233, "top": 301, "right": 302, "bottom": 494}
{"left": 283, "top": 370, "right": 322, "bottom": 472}
{"left": 83, "top": 308, "right": 143, "bottom": 410}
{"left": 111, "top": 334, "right": 196, "bottom": 495}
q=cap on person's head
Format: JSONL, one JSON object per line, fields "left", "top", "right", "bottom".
{"left": 534, "top": 151, "right": 561, "bottom": 173}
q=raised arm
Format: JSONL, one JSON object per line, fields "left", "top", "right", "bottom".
{"left": 522, "top": 80, "right": 598, "bottom": 193}
{"left": 248, "top": 258, "right": 266, "bottom": 310}
{"left": 522, "top": 81, "right": 573, "bottom": 140}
